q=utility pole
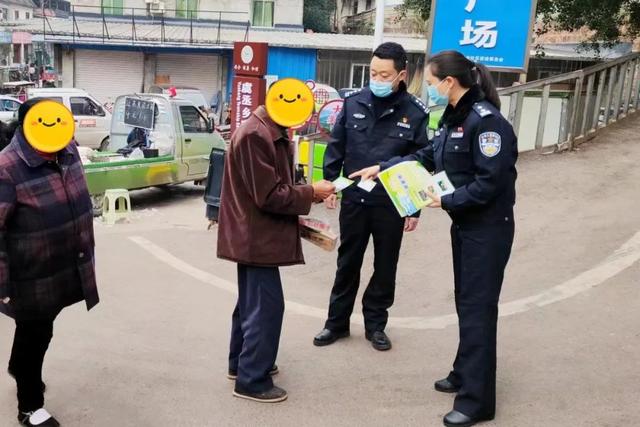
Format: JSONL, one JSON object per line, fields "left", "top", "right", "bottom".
{"left": 373, "top": 0, "right": 385, "bottom": 50}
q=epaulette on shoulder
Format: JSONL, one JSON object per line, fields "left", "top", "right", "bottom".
{"left": 344, "top": 88, "right": 363, "bottom": 98}
{"left": 409, "top": 95, "right": 430, "bottom": 115}
{"left": 472, "top": 102, "right": 494, "bottom": 118}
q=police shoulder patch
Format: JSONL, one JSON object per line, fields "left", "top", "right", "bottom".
{"left": 479, "top": 132, "right": 502, "bottom": 157}
{"left": 409, "top": 95, "right": 430, "bottom": 115}
{"left": 472, "top": 102, "right": 493, "bottom": 118}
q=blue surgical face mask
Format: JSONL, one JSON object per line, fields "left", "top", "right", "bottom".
{"left": 427, "top": 80, "right": 450, "bottom": 106}
{"left": 370, "top": 73, "right": 401, "bottom": 98}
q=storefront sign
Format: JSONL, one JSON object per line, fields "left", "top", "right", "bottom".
{"left": 232, "top": 42, "right": 268, "bottom": 77}
{"left": 12, "top": 32, "right": 33, "bottom": 45}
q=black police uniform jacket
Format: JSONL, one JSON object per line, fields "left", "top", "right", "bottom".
{"left": 324, "top": 84, "right": 429, "bottom": 210}
{"left": 382, "top": 84, "right": 517, "bottom": 224}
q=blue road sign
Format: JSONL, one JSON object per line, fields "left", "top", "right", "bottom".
{"left": 428, "top": 0, "right": 537, "bottom": 72}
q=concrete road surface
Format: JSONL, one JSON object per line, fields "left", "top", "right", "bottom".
{"left": 1, "top": 118, "right": 640, "bottom": 426}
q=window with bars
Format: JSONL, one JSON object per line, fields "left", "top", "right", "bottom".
{"left": 351, "top": 64, "right": 370, "bottom": 88}
{"left": 252, "top": 1, "right": 274, "bottom": 27}
{"left": 176, "top": 0, "right": 198, "bottom": 19}
{"left": 101, "top": 0, "right": 123, "bottom": 16}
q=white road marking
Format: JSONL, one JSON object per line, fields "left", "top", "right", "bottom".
{"left": 129, "top": 231, "right": 640, "bottom": 330}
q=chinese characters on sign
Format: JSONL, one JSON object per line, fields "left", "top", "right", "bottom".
{"left": 464, "top": 0, "right": 476, "bottom": 12}
{"left": 231, "top": 77, "right": 266, "bottom": 133}
{"left": 233, "top": 64, "right": 263, "bottom": 74}
{"left": 460, "top": 20, "right": 498, "bottom": 49}
{"left": 429, "top": 0, "right": 537, "bottom": 71}
{"left": 124, "top": 97, "right": 155, "bottom": 130}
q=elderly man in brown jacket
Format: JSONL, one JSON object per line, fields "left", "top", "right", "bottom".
{"left": 217, "top": 104, "right": 334, "bottom": 403}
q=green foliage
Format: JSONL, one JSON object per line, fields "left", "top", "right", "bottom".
{"left": 303, "top": 0, "right": 336, "bottom": 33}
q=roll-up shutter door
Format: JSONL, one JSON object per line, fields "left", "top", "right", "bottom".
{"left": 74, "top": 49, "right": 144, "bottom": 104}
{"left": 155, "top": 53, "right": 221, "bottom": 101}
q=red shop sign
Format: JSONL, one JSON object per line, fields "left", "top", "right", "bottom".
{"left": 232, "top": 42, "right": 268, "bottom": 77}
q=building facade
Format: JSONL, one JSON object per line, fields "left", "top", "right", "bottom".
{"left": 0, "top": 0, "right": 35, "bottom": 22}
{"left": 0, "top": 0, "right": 40, "bottom": 66}
{"left": 334, "top": 0, "right": 425, "bottom": 36}
{"left": 70, "top": 0, "right": 302, "bottom": 29}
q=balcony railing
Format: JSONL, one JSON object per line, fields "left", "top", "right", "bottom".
{"left": 41, "top": 5, "right": 251, "bottom": 46}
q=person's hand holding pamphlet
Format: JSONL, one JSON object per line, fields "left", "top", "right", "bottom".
{"left": 332, "top": 177, "right": 354, "bottom": 193}
{"left": 332, "top": 176, "right": 377, "bottom": 193}
{"left": 378, "top": 161, "right": 455, "bottom": 217}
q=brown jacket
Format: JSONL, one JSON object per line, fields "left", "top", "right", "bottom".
{"left": 217, "top": 106, "right": 314, "bottom": 267}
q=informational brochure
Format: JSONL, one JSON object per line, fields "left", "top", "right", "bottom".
{"left": 357, "top": 179, "right": 377, "bottom": 192}
{"left": 378, "top": 161, "right": 455, "bottom": 217}
{"left": 332, "top": 177, "right": 354, "bottom": 193}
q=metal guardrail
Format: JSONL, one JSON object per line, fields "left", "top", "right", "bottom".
{"left": 498, "top": 52, "right": 640, "bottom": 151}
{"left": 42, "top": 5, "right": 250, "bottom": 46}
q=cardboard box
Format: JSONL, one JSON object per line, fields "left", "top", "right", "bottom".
{"left": 299, "top": 217, "right": 338, "bottom": 252}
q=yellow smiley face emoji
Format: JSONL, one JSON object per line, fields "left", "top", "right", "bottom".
{"left": 265, "top": 78, "right": 314, "bottom": 128}
{"left": 23, "top": 100, "right": 75, "bottom": 153}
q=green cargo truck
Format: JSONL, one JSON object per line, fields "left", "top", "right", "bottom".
{"left": 84, "top": 94, "right": 225, "bottom": 214}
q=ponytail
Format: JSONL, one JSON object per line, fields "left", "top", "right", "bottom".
{"left": 427, "top": 50, "right": 501, "bottom": 109}
{"left": 473, "top": 63, "right": 501, "bottom": 109}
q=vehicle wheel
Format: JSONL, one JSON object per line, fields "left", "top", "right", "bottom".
{"left": 91, "top": 194, "right": 104, "bottom": 217}
{"left": 98, "top": 137, "right": 110, "bottom": 152}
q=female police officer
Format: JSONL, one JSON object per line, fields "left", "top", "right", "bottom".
{"left": 350, "top": 50, "right": 517, "bottom": 427}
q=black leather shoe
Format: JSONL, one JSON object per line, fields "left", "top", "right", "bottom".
{"left": 443, "top": 410, "right": 494, "bottom": 427}
{"left": 8, "top": 369, "right": 46, "bottom": 393}
{"left": 365, "top": 330, "right": 392, "bottom": 351}
{"left": 227, "top": 364, "right": 279, "bottom": 380}
{"left": 233, "top": 385, "right": 288, "bottom": 403}
{"left": 313, "top": 329, "right": 350, "bottom": 347}
{"left": 434, "top": 378, "right": 460, "bottom": 393}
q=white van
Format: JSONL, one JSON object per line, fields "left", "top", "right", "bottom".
{"left": 26, "top": 88, "right": 112, "bottom": 150}
{"left": 147, "top": 85, "right": 215, "bottom": 122}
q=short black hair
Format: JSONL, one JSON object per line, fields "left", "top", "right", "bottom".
{"left": 18, "top": 98, "right": 43, "bottom": 125}
{"left": 373, "top": 42, "right": 408, "bottom": 72}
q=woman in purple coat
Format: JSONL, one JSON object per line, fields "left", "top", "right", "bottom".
{"left": 0, "top": 99, "right": 99, "bottom": 427}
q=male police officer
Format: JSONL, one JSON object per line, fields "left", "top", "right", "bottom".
{"left": 313, "top": 42, "right": 429, "bottom": 351}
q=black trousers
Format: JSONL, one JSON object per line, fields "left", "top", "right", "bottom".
{"left": 324, "top": 201, "right": 405, "bottom": 333}
{"left": 8, "top": 315, "right": 57, "bottom": 413}
{"left": 447, "top": 221, "right": 515, "bottom": 419}
{"left": 229, "top": 264, "right": 284, "bottom": 393}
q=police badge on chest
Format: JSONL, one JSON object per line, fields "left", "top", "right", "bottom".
{"left": 451, "top": 127, "right": 464, "bottom": 139}
{"left": 397, "top": 116, "right": 411, "bottom": 129}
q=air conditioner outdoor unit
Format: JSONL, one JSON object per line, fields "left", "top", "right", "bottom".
{"left": 150, "top": 1, "right": 165, "bottom": 12}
